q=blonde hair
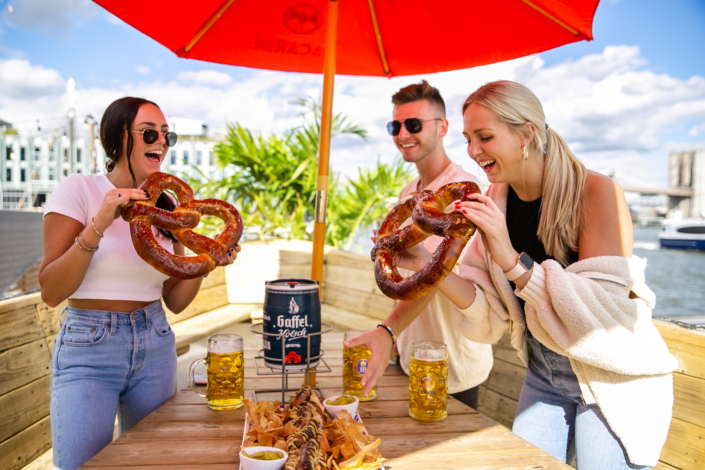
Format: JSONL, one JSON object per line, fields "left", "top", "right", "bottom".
{"left": 462, "top": 81, "right": 586, "bottom": 266}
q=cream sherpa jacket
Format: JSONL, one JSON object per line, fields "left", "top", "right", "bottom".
{"left": 450, "top": 183, "right": 678, "bottom": 467}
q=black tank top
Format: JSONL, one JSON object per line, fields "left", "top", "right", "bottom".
{"left": 505, "top": 186, "right": 578, "bottom": 299}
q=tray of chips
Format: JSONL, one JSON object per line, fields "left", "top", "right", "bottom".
{"left": 239, "top": 387, "right": 385, "bottom": 470}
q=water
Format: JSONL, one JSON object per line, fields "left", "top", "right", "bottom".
{"left": 633, "top": 227, "right": 705, "bottom": 319}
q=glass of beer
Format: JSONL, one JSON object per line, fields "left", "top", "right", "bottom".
{"left": 189, "top": 334, "right": 244, "bottom": 410}
{"left": 343, "top": 330, "right": 377, "bottom": 401}
{"left": 409, "top": 341, "right": 448, "bottom": 422}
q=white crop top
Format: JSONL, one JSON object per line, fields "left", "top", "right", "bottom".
{"left": 44, "top": 173, "right": 173, "bottom": 301}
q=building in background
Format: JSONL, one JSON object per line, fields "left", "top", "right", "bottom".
{"left": 0, "top": 117, "right": 225, "bottom": 210}
{"left": 669, "top": 150, "right": 704, "bottom": 219}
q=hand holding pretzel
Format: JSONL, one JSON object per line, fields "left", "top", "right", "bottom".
{"left": 121, "top": 172, "right": 243, "bottom": 279}
{"left": 371, "top": 181, "right": 481, "bottom": 301}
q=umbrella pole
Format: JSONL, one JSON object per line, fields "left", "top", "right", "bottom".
{"left": 311, "top": 0, "right": 339, "bottom": 294}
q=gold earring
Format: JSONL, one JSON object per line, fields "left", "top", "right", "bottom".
{"left": 522, "top": 145, "right": 528, "bottom": 161}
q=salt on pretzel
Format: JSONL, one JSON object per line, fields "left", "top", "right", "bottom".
{"left": 371, "top": 181, "right": 481, "bottom": 301}
{"left": 121, "top": 172, "right": 243, "bottom": 279}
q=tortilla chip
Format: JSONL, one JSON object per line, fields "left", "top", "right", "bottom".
{"left": 274, "top": 439, "right": 287, "bottom": 451}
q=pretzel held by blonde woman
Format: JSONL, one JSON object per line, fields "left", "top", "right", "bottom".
{"left": 371, "top": 181, "right": 481, "bottom": 301}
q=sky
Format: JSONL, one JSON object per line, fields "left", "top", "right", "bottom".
{"left": 1, "top": 0, "right": 704, "bottom": 188}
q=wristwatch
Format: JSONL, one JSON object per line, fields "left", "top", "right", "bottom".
{"left": 503, "top": 252, "right": 534, "bottom": 281}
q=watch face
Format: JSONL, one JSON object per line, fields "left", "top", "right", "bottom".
{"left": 519, "top": 252, "right": 534, "bottom": 270}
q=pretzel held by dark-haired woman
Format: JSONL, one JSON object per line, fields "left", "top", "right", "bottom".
{"left": 371, "top": 181, "right": 481, "bottom": 301}
{"left": 122, "top": 172, "right": 243, "bottom": 279}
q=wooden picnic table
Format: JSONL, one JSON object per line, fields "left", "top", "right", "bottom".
{"left": 82, "top": 333, "right": 572, "bottom": 469}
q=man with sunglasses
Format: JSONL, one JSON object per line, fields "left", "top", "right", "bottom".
{"left": 362, "top": 81, "right": 493, "bottom": 410}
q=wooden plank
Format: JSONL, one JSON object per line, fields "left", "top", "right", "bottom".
{"left": 84, "top": 439, "right": 569, "bottom": 470}
{"left": 326, "top": 249, "right": 373, "bottom": 271}
{"left": 35, "top": 300, "right": 68, "bottom": 338}
{"left": 165, "top": 284, "right": 229, "bottom": 325}
{"left": 83, "top": 440, "right": 241, "bottom": 466}
{"left": 492, "top": 342, "right": 525, "bottom": 368}
{"left": 0, "top": 305, "right": 45, "bottom": 353}
{"left": 659, "top": 417, "right": 704, "bottom": 470}
{"left": 225, "top": 264, "right": 310, "bottom": 283}
{"left": 655, "top": 320, "right": 705, "bottom": 380}
{"left": 484, "top": 358, "right": 526, "bottom": 402}
{"left": 383, "top": 452, "right": 571, "bottom": 470}
{"left": 357, "top": 398, "right": 477, "bottom": 420}
{"left": 478, "top": 387, "right": 518, "bottom": 430}
{"left": 653, "top": 461, "right": 679, "bottom": 470}
{"left": 169, "top": 385, "right": 413, "bottom": 405}
{"left": 172, "top": 303, "right": 256, "bottom": 350}
{"left": 325, "top": 264, "right": 379, "bottom": 294}
{"left": 21, "top": 448, "right": 53, "bottom": 470}
{"left": 0, "top": 292, "right": 41, "bottom": 316}
{"left": 672, "top": 372, "right": 705, "bottom": 429}
{"left": 0, "top": 339, "right": 51, "bottom": 396}
{"left": 118, "top": 421, "right": 243, "bottom": 440}
{"left": 321, "top": 304, "right": 379, "bottom": 331}
{"left": 375, "top": 429, "right": 541, "bottom": 458}
{"left": 84, "top": 466, "right": 236, "bottom": 470}
{"left": 46, "top": 334, "right": 58, "bottom": 356}
{"left": 200, "top": 266, "right": 225, "bottom": 289}
{"left": 0, "top": 416, "right": 51, "bottom": 470}
{"left": 322, "top": 283, "right": 393, "bottom": 320}
{"left": 0, "top": 374, "right": 50, "bottom": 442}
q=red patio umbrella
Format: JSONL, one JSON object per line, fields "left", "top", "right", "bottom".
{"left": 95, "top": 0, "right": 600, "bottom": 287}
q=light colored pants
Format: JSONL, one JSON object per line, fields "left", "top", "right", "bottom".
{"left": 50, "top": 301, "right": 176, "bottom": 470}
{"left": 512, "top": 331, "right": 649, "bottom": 470}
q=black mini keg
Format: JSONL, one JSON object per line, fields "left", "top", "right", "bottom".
{"left": 263, "top": 279, "right": 321, "bottom": 369}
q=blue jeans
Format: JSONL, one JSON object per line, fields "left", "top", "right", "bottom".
{"left": 50, "top": 301, "right": 176, "bottom": 470}
{"left": 512, "top": 331, "right": 649, "bottom": 470}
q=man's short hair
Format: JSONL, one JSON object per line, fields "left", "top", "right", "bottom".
{"left": 391, "top": 80, "right": 446, "bottom": 117}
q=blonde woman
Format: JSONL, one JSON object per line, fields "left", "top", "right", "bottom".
{"left": 347, "top": 81, "right": 677, "bottom": 469}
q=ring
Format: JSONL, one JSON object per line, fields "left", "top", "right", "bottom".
{"left": 118, "top": 193, "right": 122, "bottom": 198}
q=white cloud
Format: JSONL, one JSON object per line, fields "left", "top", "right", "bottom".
{"left": 177, "top": 70, "right": 233, "bottom": 87}
{"left": 0, "top": 58, "right": 64, "bottom": 100}
{"left": 2, "top": 45, "right": 704, "bottom": 188}
{"left": 135, "top": 66, "right": 151, "bottom": 75}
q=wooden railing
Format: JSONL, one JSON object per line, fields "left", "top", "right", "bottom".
{"left": 2, "top": 239, "right": 703, "bottom": 470}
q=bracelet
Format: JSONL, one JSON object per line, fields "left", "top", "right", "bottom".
{"left": 91, "top": 217, "right": 104, "bottom": 238}
{"left": 75, "top": 233, "right": 99, "bottom": 253}
{"left": 377, "top": 323, "right": 396, "bottom": 345}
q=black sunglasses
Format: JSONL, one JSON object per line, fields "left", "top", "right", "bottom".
{"left": 132, "top": 129, "right": 178, "bottom": 147}
{"left": 386, "top": 118, "right": 442, "bottom": 136}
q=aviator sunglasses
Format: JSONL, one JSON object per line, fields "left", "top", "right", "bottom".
{"left": 131, "top": 129, "right": 178, "bottom": 147}
{"left": 386, "top": 118, "right": 442, "bottom": 136}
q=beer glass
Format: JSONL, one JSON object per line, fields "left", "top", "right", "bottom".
{"left": 408, "top": 341, "right": 448, "bottom": 422}
{"left": 343, "top": 330, "right": 377, "bottom": 401}
{"left": 189, "top": 334, "right": 244, "bottom": 410}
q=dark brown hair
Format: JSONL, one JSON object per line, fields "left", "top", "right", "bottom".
{"left": 100, "top": 97, "right": 176, "bottom": 242}
{"left": 391, "top": 80, "right": 446, "bottom": 117}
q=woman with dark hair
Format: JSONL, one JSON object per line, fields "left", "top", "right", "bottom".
{"left": 39, "top": 97, "right": 239, "bottom": 469}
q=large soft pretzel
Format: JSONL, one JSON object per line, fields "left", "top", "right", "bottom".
{"left": 121, "top": 172, "right": 243, "bottom": 279}
{"left": 371, "top": 181, "right": 481, "bottom": 301}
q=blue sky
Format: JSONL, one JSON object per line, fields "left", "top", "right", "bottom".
{"left": 1, "top": 0, "right": 704, "bottom": 187}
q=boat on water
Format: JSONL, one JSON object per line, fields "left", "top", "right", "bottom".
{"left": 658, "top": 219, "right": 705, "bottom": 250}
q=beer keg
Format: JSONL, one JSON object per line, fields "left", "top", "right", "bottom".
{"left": 263, "top": 279, "right": 321, "bottom": 369}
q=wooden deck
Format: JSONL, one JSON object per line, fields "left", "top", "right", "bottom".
{"left": 81, "top": 333, "right": 572, "bottom": 469}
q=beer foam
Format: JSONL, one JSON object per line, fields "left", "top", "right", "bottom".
{"left": 412, "top": 348, "right": 447, "bottom": 361}
{"left": 210, "top": 340, "right": 242, "bottom": 354}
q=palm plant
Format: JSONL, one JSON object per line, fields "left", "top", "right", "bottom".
{"left": 327, "top": 157, "right": 415, "bottom": 250}
{"left": 189, "top": 98, "right": 414, "bottom": 250}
